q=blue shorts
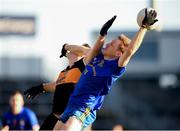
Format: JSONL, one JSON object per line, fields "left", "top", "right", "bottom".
{"left": 59, "top": 105, "right": 96, "bottom": 128}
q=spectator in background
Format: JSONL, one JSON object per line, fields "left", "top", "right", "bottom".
{"left": 112, "top": 124, "right": 123, "bottom": 131}
{"left": 1, "top": 90, "right": 39, "bottom": 130}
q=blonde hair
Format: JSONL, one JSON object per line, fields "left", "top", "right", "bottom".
{"left": 118, "top": 34, "right": 131, "bottom": 46}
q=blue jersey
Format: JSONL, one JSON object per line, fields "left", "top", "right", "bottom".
{"left": 68, "top": 52, "right": 126, "bottom": 111}
{"left": 2, "top": 107, "right": 39, "bottom": 130}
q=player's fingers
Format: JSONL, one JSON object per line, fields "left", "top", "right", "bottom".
{"left": 24, "top": 91, "right": 28, "bottom": 95}
{"left": 150, "top": 9, "right": 154, "bottom": 15}
{"left": 154, "top": 19, "right": 158, "bottom": 23}
{"left": 151, "top": 10, "right": 156, "bottom": 18}
{"left": 31, "top": 95, "right": 36, "bottom": 100}
{"left": 26, "top": 94, "right": 31, "bottom": 99}
{"left": 111, "top": 15, "right": 117, "bottom": 21}
{"left": 153, "top": 11, "right": 157, "bottom": 18}
{"left": 106, "top": 15, "right": 117, "bottom": 25}
{"left": 145, "top": 8, "right": 148, "bottom": 16}
{"left": 25, "top": 94, "right": 28, "bottom": 99}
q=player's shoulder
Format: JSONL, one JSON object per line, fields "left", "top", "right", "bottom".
{"left": 2, "top": 111, "right": 11, "bottom": 118}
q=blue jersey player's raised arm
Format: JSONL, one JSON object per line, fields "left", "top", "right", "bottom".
{"left": 54, "top": 8, "right": 158, "bottom": 131}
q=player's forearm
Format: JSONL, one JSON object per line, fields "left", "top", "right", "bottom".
{"left": 90, "top": 35, "right": 105, "bottom": 55}
{"left": 65, "top": 44, "right": 90, "bottom": 56}
{"left": 127, "top": 27, "right": 147, "bottom": 55}
{"left": 84, "top": 35, "right": 105, "bottom": 64}
{"left": 118, "top": 27, "right": 147, "bottom": 67}
{"left": 43, "top": 82, "right": 56, "bottom": 92}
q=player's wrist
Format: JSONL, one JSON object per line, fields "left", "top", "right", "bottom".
{"left": 140, "top": 26, "right": 147, "bottom": 30}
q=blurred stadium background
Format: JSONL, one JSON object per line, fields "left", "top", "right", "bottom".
{"left": 0, "top": 0, "right": 180, "bottom": 130}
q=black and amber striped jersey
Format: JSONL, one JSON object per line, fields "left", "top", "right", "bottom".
{"left": 52, "top": 58, "right": 85, "bottom": 114}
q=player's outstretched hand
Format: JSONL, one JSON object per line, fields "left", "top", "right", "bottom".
{"left": 60, "top": 43, "right": 68, "bottom": 58}
{"left": 100, "top": 15, "right": 117, "bottom": 36}
{"left": 24, "top": 84, "right": 45, "bottom": 100}
{"left": 142, "top": 8, "right": 158, "bottom": 28}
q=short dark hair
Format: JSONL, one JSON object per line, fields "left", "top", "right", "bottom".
{"left": 10, "top": 90, "right": 23, "bottom": 97}
{"left": 82, "top": 43, "right": 91, "bottom": 48}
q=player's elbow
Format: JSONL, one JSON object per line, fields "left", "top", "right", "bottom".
{"left": 125, "top": 48, "right": 134, "bottom": 57}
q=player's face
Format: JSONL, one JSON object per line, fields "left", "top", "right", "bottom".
{"left": 103, "top": 38, "right": 125, "bottom": 57}
{"left": 9, "top": 94, "right": 24, "bottom": 114}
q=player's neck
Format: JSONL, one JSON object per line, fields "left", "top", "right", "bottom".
{"left": 68, "top": 59, "right": 77, "bottom": 67}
